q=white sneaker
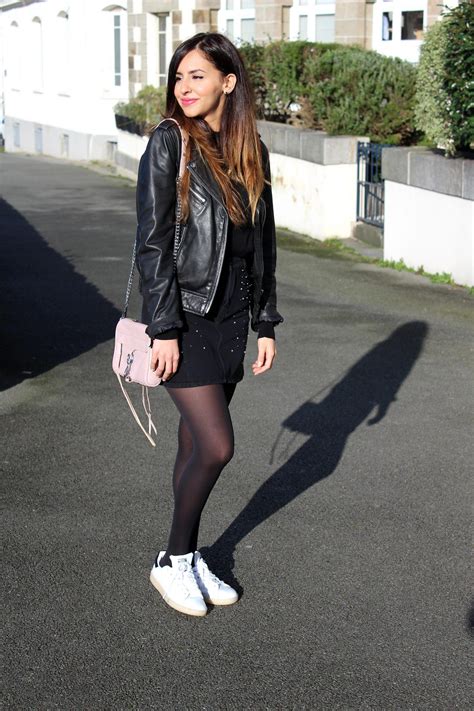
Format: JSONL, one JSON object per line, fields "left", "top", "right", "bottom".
{"left": 193, "top": 551, "right": 239, "bottom": 606}
{"left": 150, "top": 551, "right": 208, "bottom": 617}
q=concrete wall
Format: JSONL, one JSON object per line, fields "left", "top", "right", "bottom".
{"left": 4, "top": 116, "right": 117, "bottom": 161}
{"left": 382, "top": 148, "right": 474, "bottom": 287}
{"left": 115, "top": 120, "right": 364, "bottom": 240}
{"left": 270, "top": 154, "right": 358, "bottom": 239}
{"left": 258, "top": 121, "right": 366, "bottom": 239}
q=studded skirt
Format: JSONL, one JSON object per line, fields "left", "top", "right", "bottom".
{"left": 160, "top": 255, "right": 252, "bottom": 388}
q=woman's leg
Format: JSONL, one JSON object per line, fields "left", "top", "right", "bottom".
{"left": 160, "top": 383, "right": 237, "bottom": 566}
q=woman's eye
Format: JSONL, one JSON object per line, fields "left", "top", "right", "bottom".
{"left": 193, "top": 76, "right": 203, "bottom": 80}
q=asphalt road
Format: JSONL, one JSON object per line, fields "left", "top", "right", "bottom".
{"left": 1, "top": 153, "right": 472, "bottom": 710}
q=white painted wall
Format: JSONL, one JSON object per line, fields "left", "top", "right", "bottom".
{"left": 118, "top": 129, "right": 148, "bottom": 161}
{"left": 1, "top": 0, "right": 129, "bottom": 158}
{"left": 384, "top": 181, "right": 474, "bottom": 287}
{"left": 113, "top": 133, "right": 359, "bottom": 239}
{"left": 270, "top": 153, "right": 358, "bottom": 239}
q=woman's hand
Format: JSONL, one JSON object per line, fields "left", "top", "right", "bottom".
{"left": 252, "top": 337, "right": 276, "bottom": 376}
{"left": 151, "top": 338, "right": 180, "bottom": 381}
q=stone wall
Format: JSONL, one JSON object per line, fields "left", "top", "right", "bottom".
{"left": 114, "top": 120, "right": 365, "bottom": 239}
{"left": 382, "top": 148, "right": 474, "bottom": 287}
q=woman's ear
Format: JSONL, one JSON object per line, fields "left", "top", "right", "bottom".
{"left": 223, "top": 74, "right": 237, "bottom": 95}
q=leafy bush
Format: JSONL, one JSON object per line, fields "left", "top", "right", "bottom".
{"left": 240, "top": 40, "right": 418, "bottom": 144}
{"left": 415, "top": 2, "right": 474, "bottom": 155}
{"left": 241, "top": 40, "right": 347, "bottom": 123}
{"left": 114, "top": 85, "right": 167, "bottom": 134}
{"left": 260, "top": 40, "right": 310, "bottom": 121}
{"left": 303, "top": 48, "right": 418, "bottom": 143}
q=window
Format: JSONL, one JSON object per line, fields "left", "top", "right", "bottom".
{"left": 382, "top": 12, "right": 393, "bottom": 41}
{"left": 373, "top": 1, "right": 427, "bottom": 61}
{"left": 34, "top": 126, "right": 43, "bottom": 153}
{"left": 31, "top": 18, "right": 43, "bottom": 92}
{"left": 101, "top": 6, "right": 127, "bottom": 94}
{"left": 219, "top": 0, "right": 255, "bottom": 45}
{"left": 114, "top": 15, "right": 121, "bottom": 85}
{"left": 8, "top": 22, "right": 21, "bottom": 89}
{"left": 158, "top": 14, "right": 169, "bottom": 86}
{"left": 13, "top": 122, "right": 20, "bottom": 148}
{"left": 401, "top": 10, "right": 424, "bottom": 40}
{"left": 299, "top": 15, "right": 308, "bottom": 40}
{"left": 56, "top": 11, "right": 70, "bottom": 94}
{"left": 290, "top": 0, "right": 335, "bottom": 43}
{"left": 315, "top": 13, "right": 334, "bottom": 43}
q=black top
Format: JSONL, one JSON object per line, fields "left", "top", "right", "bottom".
{"left": 159, "top": 130, "right": 275, "bottom": 340}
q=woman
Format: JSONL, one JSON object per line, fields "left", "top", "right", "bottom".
{"left": 135, "top": 32, "right": 283, "bottom": 617}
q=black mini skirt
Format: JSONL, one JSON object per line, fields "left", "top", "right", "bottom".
{"left": 160, "top": 255, "right": 252, "bottom": 388}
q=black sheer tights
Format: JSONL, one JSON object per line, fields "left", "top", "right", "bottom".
{"left": 159, "top": 383, "right": 237, "bottom": 566}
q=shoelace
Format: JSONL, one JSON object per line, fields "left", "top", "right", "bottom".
{"left": 195, "top": 558, "right": 222, "bottom": 588}
{"left": 170, "top": 561, "right": 202, "bottom": 598}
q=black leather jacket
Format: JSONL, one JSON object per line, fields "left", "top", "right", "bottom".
{"left": 135, "top": 119, "right": 284, "bottom": 339}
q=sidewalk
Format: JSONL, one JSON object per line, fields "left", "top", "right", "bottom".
{"left": 2, "top": 152, "right": 472, "bottom": 710}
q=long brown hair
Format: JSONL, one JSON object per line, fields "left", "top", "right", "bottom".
{"left": 164, "top": 32, "right": 266, "bottom": 226}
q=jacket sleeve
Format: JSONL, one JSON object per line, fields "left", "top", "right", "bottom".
{"left": 135, "top": 125, "right": 184, "bottom": 339}
{"left": 254, "top": 140, "right": 284, "bottom": 332}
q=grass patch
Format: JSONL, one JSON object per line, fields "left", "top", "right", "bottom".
{"left": 276, "top": 230, "right": 367, "bottom": 262}
{"left": 277, "top": 232, "right": 471, "bottom": 294}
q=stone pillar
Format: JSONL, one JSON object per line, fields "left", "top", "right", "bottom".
{"left": 255, "top": 0, "right": 292, "bottom": 43}
{"left": 335, "top": 0, "right": 372, "bottom": 48}
{"left": 128, "top": 0, "right": 181, "bottom": 96}
{"left": 426, "top": 0, "right": 443, "bottom": 27}
{"left": 192, "top": 0, "right": 220, "bottom": 34}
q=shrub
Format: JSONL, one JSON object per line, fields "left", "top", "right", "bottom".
{"left": 240, "top": 40, "right": 418, "bottom": 144}
{"left": 303, "top": 48, "right": 418, "bottom": 143}
{"left": 415, "top": 2, "right": 474, "bottom": 156}
{"left": 114, "top": 85, "right": 167, "bottom": 134}
{"left": 260, "top": 40, "right": 310, "bottom": 121}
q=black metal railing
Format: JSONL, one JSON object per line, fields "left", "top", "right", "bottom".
{"left": 356, "top": 142, "right": 393, "bottom": 230}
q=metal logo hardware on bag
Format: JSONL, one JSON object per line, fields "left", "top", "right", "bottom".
{"left": 112, "top": 118, "right": 188, "bottom": 447}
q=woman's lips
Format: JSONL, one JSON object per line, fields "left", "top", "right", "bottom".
{"left": 181, "top": 99, "right": 198, "bottom": 106}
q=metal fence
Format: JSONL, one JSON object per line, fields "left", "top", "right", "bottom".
{"left": 356, "top": 142, "right": 393, "bottom": 231}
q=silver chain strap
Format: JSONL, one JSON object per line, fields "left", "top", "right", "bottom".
{"left": 122, "top": 124, "right": 185, "bottom": 319}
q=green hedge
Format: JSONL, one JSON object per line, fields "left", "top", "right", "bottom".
{"left": 241, "top": 40, "right": 418, "bottom": 144}
{"left": 114, "top": 85, "right": 166, "bottom": 129}
{"left": 415, "top": 2, "right": 474, "bottom": 156}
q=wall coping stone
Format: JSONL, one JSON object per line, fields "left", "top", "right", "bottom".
{"left": 382, "top": 146, "right": 474, "bottom": 200}
{"left": 257, "top": 120, "right": 368, "bottom": 166}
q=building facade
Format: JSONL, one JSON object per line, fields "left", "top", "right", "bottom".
{"left": 0, "top": 0, "right": 459, "bottom": 157}
{"left": 127, "top": 0, "right": 460, "bottom": 98}
{"left": 0, "top": 0, "right": 130, "bottom": 158}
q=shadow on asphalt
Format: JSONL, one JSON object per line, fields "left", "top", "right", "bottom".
{"left": 0, "top": 197, "right": 120, "bottom": 391}
{"left": 204, "top": 321, "right": 428, "bottom": 593}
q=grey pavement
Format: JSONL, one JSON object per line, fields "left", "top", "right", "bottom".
{"left": 1, "top": 153, "right": 472, "bottom": 710}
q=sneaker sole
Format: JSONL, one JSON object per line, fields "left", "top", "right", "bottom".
{"left": 203, "top": 594, "right": 239, "bottom": 606}
{"left": 150, "top": 572, "right": 207, "bottom": 617}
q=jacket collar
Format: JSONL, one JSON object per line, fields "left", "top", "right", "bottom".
{"left": 187, "top": 149, "right": 264, "bottom": 223}
{"left": 187, "top": 150, "right": 226, "bottom": 208}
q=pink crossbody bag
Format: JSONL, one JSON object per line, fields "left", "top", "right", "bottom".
{"left": 112, "top": 118, "right": 187, "bottom": 447}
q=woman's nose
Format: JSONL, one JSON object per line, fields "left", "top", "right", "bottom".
{"left": 180, "top": 79, "right": 192, "bottom": 95}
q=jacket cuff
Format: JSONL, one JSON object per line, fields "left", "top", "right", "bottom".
{"left": 153, "top": 328, "right": 179, "bottom": 340}
{"left": 257, "top": 321, "right": 275, "bottom": 339}
{"left": 145, "top": 319, "right": 183, "bottom": 340}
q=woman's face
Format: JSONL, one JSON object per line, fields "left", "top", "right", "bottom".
{"left": 174, "top": 49, "right": 236, "bottom": 131}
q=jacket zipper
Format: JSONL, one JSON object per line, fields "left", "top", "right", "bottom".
{"left": 187, "top": 164, "right": 228, "bottom": 314}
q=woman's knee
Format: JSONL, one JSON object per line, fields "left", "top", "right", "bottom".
{"left": 203, "top": 439, "right": 234, "bottom": 469}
